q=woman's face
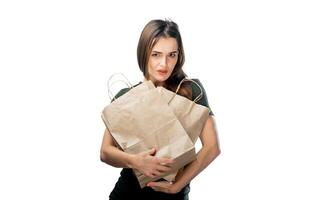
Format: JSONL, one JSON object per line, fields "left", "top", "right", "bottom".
{"left": 147, "top": 37, "right": 178, "bottom": 86}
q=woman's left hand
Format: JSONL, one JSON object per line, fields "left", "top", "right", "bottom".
{"left": 147, "top": 181, "right": 181, "bottom": 194}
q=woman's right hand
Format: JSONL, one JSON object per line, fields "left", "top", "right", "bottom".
{"left": 132, "top": 148, "right": 175, "bottom": 178}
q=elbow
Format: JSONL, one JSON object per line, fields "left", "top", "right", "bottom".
{"left": 100, "top": 148, "right": 118, "bottom": 168}
{"left": 211, "top": 144, "right": 221, "bottom": 160}
{"left": 215, "top": 146, "right": 221, "bottom": 157}
{"left": 202, "top": 142, "right": 221, "bottom": 160}
{"left": 100, "top": 149, "right": 107, "bottom": 163}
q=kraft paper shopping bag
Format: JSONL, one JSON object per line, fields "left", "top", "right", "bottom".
{"left": 102, "top": 80, "right": 196, "bottom": 187}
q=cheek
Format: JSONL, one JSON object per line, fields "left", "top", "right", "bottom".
{"left": 148, "top": 59, "right": 157, "bottom": 71}
{"left": 147, "top": 59, "right": 159, "bottom": 76}
{"left": 171, "top": 56, "right": 179, "bottom": 65}
{"left": 169, "top": 59, "right": 178, "bottom": 70}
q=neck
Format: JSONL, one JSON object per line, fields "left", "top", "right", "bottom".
{"left": 154, "top": 81, "right": 165, "bottom": 87}
{"left": 145, "top": 77, "right": 165, "bottom": 87}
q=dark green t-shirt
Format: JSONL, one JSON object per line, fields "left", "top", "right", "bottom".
{"left": 112, "top": 79, "right": 213, "bottom": 115}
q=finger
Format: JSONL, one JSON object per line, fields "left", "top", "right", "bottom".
{"left": 146, "top": 172, "right": 156, "bottom": 178}
{"left": 158, "top": 157, "right": 175, "bottom": 165}
{"left": 148, "top": 182, "right": 171, "bottom": 193}
{"left": 147, "top": 182, "right": 158, "bottom": 187}
{"left": 148, "top": 147, "right": 156, "bottom": 156}
{"left": 150, "top": 186, "right": 161, "bottom": 192}
{"left": 141, "top": 148, "right": 155, "bottom": 156}
{"left": 156, "top": 165, "right": 172, "bottom": 173}
{"left": 147, "top": 181, "right": 168, "bottom": 188}
{"left": 151, "top": 169, "right": 166, "bottom": 177}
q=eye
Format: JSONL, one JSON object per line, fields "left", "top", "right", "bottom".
{"left": 169, "top": 53, "right": 177, "bottom": 58}
{"left": 151, "top": 53, "right": 160, "bottom": 57}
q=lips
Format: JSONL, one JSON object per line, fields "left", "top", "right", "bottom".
{"left": 157, "top": 70, "right": 168, "bottom": 75}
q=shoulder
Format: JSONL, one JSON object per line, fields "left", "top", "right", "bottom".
{"left": 190, "top": 79, "right": 207, "bottom": 99}
{"left": 189, "top": 78, "right": 214, "bottom": 115}
{"left": 113, "top": 88, "right": 130, "bottom": 99}
{"left": 111, "top": 82, "right": 142, "bottom": 102}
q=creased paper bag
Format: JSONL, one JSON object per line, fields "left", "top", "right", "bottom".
{"left": 101, "top": 81, "right": 196, "bottom": 188}
{"left": 156, "top": 79, "right": 210, "bottom": 181}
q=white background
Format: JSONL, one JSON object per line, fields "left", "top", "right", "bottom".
{"left": 1, "top": 0, "right": 330, "bottom": 199}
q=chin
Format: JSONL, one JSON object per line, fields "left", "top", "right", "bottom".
{"left": 159, "top": 77, "right": 170, "bottom": 83}
{"left": 155, "top": 75, "right": 169, "bottom": 82}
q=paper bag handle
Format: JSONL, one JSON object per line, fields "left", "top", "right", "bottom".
{"left": 175, "top": 78, "right": 203, "bottom": 103}
{"left": 107, "top": 73, "right": 133, "bottom": 100}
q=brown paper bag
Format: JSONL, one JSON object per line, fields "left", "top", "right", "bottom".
{"left": 110, "top": 79, "right": 210, "bottom": 183}
{"left": 156, "top": 79, "right": 210, "bottom": 181}
{"left": 101, "top": 81, "right": 196, "bottom": 188}
{"left": 159, "top": 79, "right": 210, "bottom": 144}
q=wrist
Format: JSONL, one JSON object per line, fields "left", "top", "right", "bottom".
{"left": 171, "top": 182, "right": 183, "bottom": 194}
{"left": 127, "top": 153, "right": 137, "bottom": 169}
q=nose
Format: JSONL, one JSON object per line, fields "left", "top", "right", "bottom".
{"left": 159, "top": 56, "right": 167, "bottom": 67}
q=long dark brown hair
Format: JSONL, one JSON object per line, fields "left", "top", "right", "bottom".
{"left": 137, "top": 19, "right": 192, "bottom": 100}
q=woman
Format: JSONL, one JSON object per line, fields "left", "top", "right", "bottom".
{"left": 100, "top": 19, "right": 221, "bottom": 200}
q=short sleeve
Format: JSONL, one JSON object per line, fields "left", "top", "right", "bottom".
{"left": 110, "top": 82, "right": 142, "bottom": 103}
{"left": 191, "top": 79, "right": 214, "bottom": 116}
{"left": 111, "top": 88, "right": 131, "bottom": 103}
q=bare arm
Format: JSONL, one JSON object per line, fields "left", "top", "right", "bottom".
{"left": 147, "top": 115, "right": 221, "bottom": 193}
{"left": 100, "top": 128, "right": 135, "bottom": 168}
{"left": 100, "top": 128, "right": 175, "bottom": 178}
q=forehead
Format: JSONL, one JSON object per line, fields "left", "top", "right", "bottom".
{"left": 151, "top": 37, "right": 178, "bottom": 52}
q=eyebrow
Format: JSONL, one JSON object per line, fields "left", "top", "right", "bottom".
{"left": 151, "top": 50, "right": 178, "bottom": 54}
